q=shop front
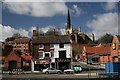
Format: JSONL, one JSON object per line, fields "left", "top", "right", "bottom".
{"left": 55, "top": 58, "right": 71, "bottom": 70}
{"left": 32, "top": 59, "right": 49, "bottom": 72}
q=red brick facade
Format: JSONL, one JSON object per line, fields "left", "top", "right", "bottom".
{"left": 110, "top": 36, "right": 119, "bottom": 62}
{"left": 7, "top": 38, "right": 31, "bottom": 54}
{"left": 4, "top": 51, "right": 21, "bottom": 70}
{"left": 33, "top": 44, "right": 39, "bottom": 59}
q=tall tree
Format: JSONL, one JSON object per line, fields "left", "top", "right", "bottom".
{"left": 97, "top": 33, "right": 113, "bottom": 43}
{"left": 5, "top": 33, "right": 22, "bottom": 42}
{"left": 45, "top": 28, "right": 61, "bottom": 35}
{"left": 12, "top": 33, "right": 22, "bottom": 38}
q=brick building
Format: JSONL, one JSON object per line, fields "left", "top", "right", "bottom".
{"left": 0, "top": 41, "right": 13, "bottom": 56}
{"left": 7, "top": 38, "right": 32, "bottom": 54}
{"left": 4, "top": 50, "right": 32, "bottom": 71}
{"left": 82, "top": 45, "right": 111, "bottom": 64}
{"left": 32, "top": 35, "right": 72, "bottom": 72}
{"left": 110, "top": 35, "right": 120, "bottom": 62}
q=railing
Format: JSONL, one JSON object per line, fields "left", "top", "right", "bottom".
{"left": 97, "top": 72, "right": 119, "bottom": 79}
{"left": 9, "top": 69, "right": 24, "bottom": 75}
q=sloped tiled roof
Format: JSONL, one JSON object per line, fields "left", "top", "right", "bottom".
{"left": 33, "top": 35, "right": 71, "bottom": 44}
{"left": 85, "top": 46, "right": 110, "bottom": 56}
{"left": 4, "top": 51, "right": 32, "bottom": 61}
{"left": 21, "top": 53, "right": 32, "bottom": 61}
{"left": 14, "top": 38, "right": 31, "bottom": 43}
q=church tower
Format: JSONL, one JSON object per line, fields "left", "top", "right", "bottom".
{"left": 65, "top": 10, "right": 73, "bottom": 35}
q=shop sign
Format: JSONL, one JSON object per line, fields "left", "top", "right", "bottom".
{"left": 112, "top": 43, "right": 116, "bottom": 50}
{"left": 35, "top": 61, "right": 49, "bottom": 64}
{"left": 118, "top": 49, "right": 120, "bottom": 58}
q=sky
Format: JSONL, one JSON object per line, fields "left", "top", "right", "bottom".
{"left": 0, "top": 0, "right": 119, "bottom": 41}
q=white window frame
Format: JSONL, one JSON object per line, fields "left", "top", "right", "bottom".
{"left": 39, "top": 51, "right": 44, "bottom": 59}
{"left": 59, "top": 44, "right": 64, "bottom": 48}
{"left": 50, "top": 50, "right": 54, "bottom": 58}
{"left": 44, "top": 52, "right": 50, "bottom": 58}
{"left": 39, "top": 44, "right": 44, "bottom": 49}
{"left": 50, "top": 44, "right": 54, "bottom": 49}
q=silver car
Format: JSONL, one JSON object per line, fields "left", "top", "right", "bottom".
{"left": 42, "top": 68, "right": 62, "bottom": 74}
{"left": 64, "top": 69, "right": 74, "bottom": 74}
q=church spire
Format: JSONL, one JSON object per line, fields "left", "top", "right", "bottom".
{"left": 65, "top": 9, "right": 73, "bottom": 35}
{"left": 67, "top": 9, "right": 71, "bottom": 29}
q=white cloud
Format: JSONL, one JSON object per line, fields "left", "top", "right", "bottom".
{"left": 70, "top": 4, "right": 81, "bottom": 16}
{"left": 2, "top": 0, "right": 65, "bottom": 2}
{"left": 87, "top": 12, "right": 118, "bottom": 40}
{"left": 0, "top": 24, "right": 66, "bottom": 41}
{"left": 104, "top": 2, "right": 117, "bottom": 11}
{"left": 0, "top": 24, "right": 29, "bottom": 41}
{"left": 30, "top": 26, "right": 65, "bottom": 35}
{"left": 3, "top": 2, "right": 68, "bottom": 17}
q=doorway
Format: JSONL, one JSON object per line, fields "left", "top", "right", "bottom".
{"left": 9, "top": 60, "right": 17, "bottom": 70}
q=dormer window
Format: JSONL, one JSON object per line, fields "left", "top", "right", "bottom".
{"left": 39, "top": 44, "right": 44, "bottom": 49}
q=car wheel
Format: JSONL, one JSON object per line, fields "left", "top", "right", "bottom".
{"left": 57, "top": 71, "right": 61, "bottom": 74}
{"left": 45, "top": 71, "right": 49, "bottom": 74}
{"left": 66, "top": 71, "right": 70, "bottom": 74}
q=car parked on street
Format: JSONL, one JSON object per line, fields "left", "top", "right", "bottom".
{"left": 42, "top": 67, "right": 62, "bottom": 74}
{"left": 64, "top": 69, "right": 74, "bottom": 74}
{"left": 73, "top": 66, "right": 82, "bottom": 73}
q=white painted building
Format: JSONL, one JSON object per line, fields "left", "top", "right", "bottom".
{"left": 32, "top": 35, "right": 72, "bottom": 72}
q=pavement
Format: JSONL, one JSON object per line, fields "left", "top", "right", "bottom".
{"left": 1, "top": 70, "right": 120, "bottom": 80}
{"left": 1, "top": 70, "right": 104, "bottom": 78}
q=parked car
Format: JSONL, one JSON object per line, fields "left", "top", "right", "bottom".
{"left": 73, "top": 66, "right": 82, "bottom": 73}
{"left": 42, "top": 67, "right": 62, "bottom": 74}
{"left": 64, "top": 69, "right": 74, "bottom": 74}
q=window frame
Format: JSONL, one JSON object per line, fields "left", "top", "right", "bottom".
{"left": 44, "top": 52, "right": 50, "bottom": 58}
{"left": 39, "top": 44, "right": 44, "bottom": 49}
{"left": 50, "top": 44, "right": 54, "bottom": 49}
{"left": 59, "top": 44, "right": 64, "bottom": 48}
{"left": 50, "top": 50, "right": 54, "bottom": 58}
{"left": 39, "top": 51, "right": 44, "bottom": 59}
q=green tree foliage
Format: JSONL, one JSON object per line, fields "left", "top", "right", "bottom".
{"left": 12, "top": 33, "right": 21, "bottom": 38}
{"left": 5, "top": 33, "right": 22, "bottom": 42}
{"left": 5, "top": 37, "right": 15, "bottom": 42}
{"left": 45, "top": 28, "right": 61, "bottom": 35}
{"left": 97, "top": 33, "right": 113, "bottom": 43}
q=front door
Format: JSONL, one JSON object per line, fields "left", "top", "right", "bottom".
{"left": 9, "top": 61, "right": 17, "bottom": 70}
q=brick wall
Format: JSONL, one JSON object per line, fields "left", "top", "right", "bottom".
{"left": 4, "top": 51, "right": 21, "bottom": 70}
{"left": 110, "top": 37, "right": 118, "bottom": 62}
{"left": 33, "top": 44, "right": 39, "bottom": 59}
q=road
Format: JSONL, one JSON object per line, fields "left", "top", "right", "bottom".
{"left": 73, "top": 61, "right": 105, "bottom": 70}
{"left": 1, "top": 70, "right": 106, "bottom": 80}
